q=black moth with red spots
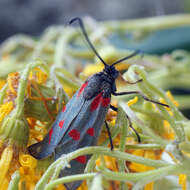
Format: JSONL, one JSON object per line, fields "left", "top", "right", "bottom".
{"left": 28, "top": 18, "right": 169, "bottom": 190}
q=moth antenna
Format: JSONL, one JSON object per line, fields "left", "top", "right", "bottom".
{"left": 111, "top": 50, "right": 141, "bottom": 66}
{"left": 69, "top": 17, "right": 108, "bottom": 67}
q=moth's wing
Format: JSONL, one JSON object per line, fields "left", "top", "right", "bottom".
{"left": 54, "top": 93, "right": 110, "bottom": 190}
{"left": 28, "top": 89, "right": 86, "bottom": 159}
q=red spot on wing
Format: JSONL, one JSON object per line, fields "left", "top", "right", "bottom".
{"left": 78, "top": 81, "right": 88, "bottom": 97}
{"left": 49, "top": 128, "right": 53, "bottom": 144}
{"left": 68, "top": 129, "right": 80, "bottom": 141}
{"left": 101, "top": 97, "right": 110, "bottom": 107}
{"left": 90, "top": 93, "right": 102, "bottom": 111}
{"left": 74, "top": 155, "right": 87, "bottom": 164}
{"left": 62, "top": 105, "right": 66, "bottom": 112}
{"left": 87, "top": 127, "right": 95, "bottom": 136}
{"left": 59, "top": 120, "right": 64, "bottom": 129}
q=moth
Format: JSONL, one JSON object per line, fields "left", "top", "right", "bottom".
{"left": 28, "top": 17, "right": 168, "bottom": 190}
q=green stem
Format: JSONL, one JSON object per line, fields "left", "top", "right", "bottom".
{"left": 175, "top": 95, "right": 190, "bottom": 110}
{"left": 7, "top": 171, "right": 20, "bottom": 190}
{"left": 119, "top": 102, "right": 168, "bottom": 146}
{"left": 32, "top": 26, "right": 63, "bottom": 58}
{"left": 35, "top": 146, "right": 170, "bottom": 189}
{"left": 55, "top": 72, "right": 79, "bottom": 90}
{"left": 45, "top": 173, "right": 96, "bottom": 190}
{"left": 35, "top": 156, "right": 69, "bottom": 190}
{"left": 104, "top": 14, "right": 190, "bottom": 32}
{"left": 131, "top": 106, "right": 165, "bottom": 120}
{"left": 0, "top": 83, "right": 8, "bottom": 104}
{"left": 54, "top": 28, "right": 77, "bottom": 67}
{"left": 85, "top": 155, "right": 98, "bottom": 173}
{"left": 100, "top": 124, "right": 120, "bottom": 146}
{"left": 125, "top": 144, "right": 163, "bottom": 150}
{"left": 85, "top": 154, "right": 99, "bottom": 187}
{"left": 15, "top": 60, "right": 46, "bottom": 118}
{"left": 67, "top": 48, "right": 94, "bottom": 59}
{"left": 50, "top": 160, "right": 66, "bottom": 181}
{"left": 135, "top": 66, "right": 185, "bottom": 121}
{"left": 117, "top": 106, "right": 129, "bottom": 190}
{"left": 97, "top": 164, "right": 182, "bottom": 184}
{"left": 126, "top": 65, "right": 186, "bottom": 142}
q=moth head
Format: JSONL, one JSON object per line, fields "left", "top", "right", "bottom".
{"left": 104, "top": 65, "right": 119, "bottom": 80}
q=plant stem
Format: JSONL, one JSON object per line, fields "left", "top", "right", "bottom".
{"left": 45, "top": 173, "right": 96, "bottom": 190}
{"left": 36, "top": 146, "right": 170, "bottom": 190}
{"left": 15, "top": 60, "right": 46, "bottom": 118}
{"left": 7, "top": 171, "right": 20, "bottom": 190}
{"left": 104, "top": 14, "right": 190, "bottom": 31}
{"left": 97, "top": 164, "right": 182, "bottom": 184}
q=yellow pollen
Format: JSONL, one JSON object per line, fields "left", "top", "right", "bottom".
{"left": 166, "top": 91, "right": 179, "bottom": 107}
{"left": 127, "top": 96, "right": 138, "bottom": 107}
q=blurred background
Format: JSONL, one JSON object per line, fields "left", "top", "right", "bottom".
{"left": 0, "top": 0, "right": 188, "bottom": 42}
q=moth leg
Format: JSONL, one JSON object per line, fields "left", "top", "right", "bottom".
{"left": 104, "top": 121, "right": 114, "bottom": 151}
{"left": 64, "top": 184, "right": 70, "bottom": 190}
{"left": 110, "top": 104, "right": 141, "bottom": 143}
{"left": 112, "top": 91, "right": 169, "bottom": 108}
{"left": 125, "top": 113, "right": 141, "bottom": 143}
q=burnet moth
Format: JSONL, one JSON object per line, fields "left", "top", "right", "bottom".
{"left": 28, "top": 17, "right": 169, "bottom": 190}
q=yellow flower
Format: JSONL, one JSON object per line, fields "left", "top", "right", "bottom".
{"left": 19, "top": 154, "right": 41, "bottom": 190}
{"left": 129, "top": 150, "right": 162, "bottom": 172}
{"left": 77, "top": 181, "right": 88, "bottom": 190}
{"left": 159, "top": 90, "right": 179, "bottom": 113}
{"left": 19, "top": 153, "right": 37, "bottom": 169}
{"left": 1, "top": 178, "right": 9, "bottom": 190}
{"left": 163, "top": 120, "right": 175, "bottom": 140}
{"left": 7, "top": 72, "right": 20, "bottom": 96}
{"left": 63, "top": 85, "right": 76, "bottom": 98}
{"left": 96, "top": 156, "right": 118, "bottom": 172}
{"left": 179, "top": 174, "right": 187, "bottom": 190}
{"left": 166, "top": 91, "right": 179, "bottom": 107}
{"left": 83, "top": 64, "right": 104, "bottom": 76}
{"left": 0, "top": 80, "right": 6, "bottom": 90}
{"left": 104, "top": 156, "right": 118, "bottom": 171}
{"left": 29, "top": 67, "right": 48, "bottom": 84}
{"left": 0, "top": 145, "right": 13, "bottom": 188}
{"left": 144, "top": 182, "right": 154, "bottom": 190}
{"left": 0, "top": 101, "right": 13, "bottom": 123}
{"left": 83, "top": 62, "right": 130, "bottom": 77}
